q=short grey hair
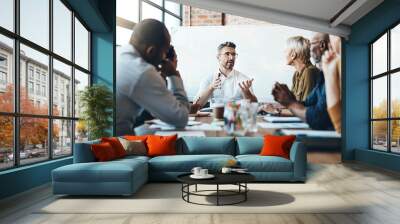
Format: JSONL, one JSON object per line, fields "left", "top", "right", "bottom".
{"left": 286, "top": 36, "right": 311, "bottom": 63}
{"left": 217, "top": 41, "right": 236, "bottom": 52}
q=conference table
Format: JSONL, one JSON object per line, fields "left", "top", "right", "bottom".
{"left": 134, "top": 114, "right": 342, "bottom": 163}
{"left": 136, "top": 114, "right": 305, "bottom": 137}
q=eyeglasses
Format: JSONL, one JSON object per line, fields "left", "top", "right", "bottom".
{"left": 220, "top": 52, "right": 238, "bottom": 58}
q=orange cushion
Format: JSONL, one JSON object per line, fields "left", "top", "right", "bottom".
{"left": 124, "top": 135, "right": 148, "bottom": 142}
{"left": 146, "top": 135, "right": 177, "bottom": 157}
{"left": 91, "top": 142, "right": 117, "bottom": 162}
{"left": 101, "top": 137, "right": 127, "bottom": 158}
{"left": 259, "top": 135, "right": 296, "bottom": 159}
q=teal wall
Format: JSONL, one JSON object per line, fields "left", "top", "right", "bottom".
{"left": 0, "top": 0, "right": 116, "bottom": 200}
{"left": 0, "top": 158, "right": 72, "bottom": 199}
{"left": 344, "top": 0, "right": 400, "bottom": 171}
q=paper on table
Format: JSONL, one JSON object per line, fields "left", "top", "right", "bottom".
{"left": 263, "top": 116, "right": 303, "bottom": 123}
{"left": 148, "top": 124, "right": 175, "bottom": 130}
{"left": 148, "top": 119, "right": 201, "bottom": 129}
{"left": 280, "top": 129, "right": 341, "bottom": 138}
{"left": 147, "top": 119, "right": 221, "bottom": 131}
{"left": 185, "top": 123, "right": 223, "bottom": 131}
{"left": 258, "top": 122, "right": 309, "bottom": 129}
{"left": 155, "top": 131, "right": 206, "bottom": 137}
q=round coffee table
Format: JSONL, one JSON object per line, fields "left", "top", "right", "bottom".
{"left": 177, "top": 173, "right": 255, "bottom": 206}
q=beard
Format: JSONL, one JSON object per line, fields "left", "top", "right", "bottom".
{"left": 311, "top": 52, "right": 321, "bottom": 64}
{"left": 225, "top": 60, "right": 235, "bottom": 69}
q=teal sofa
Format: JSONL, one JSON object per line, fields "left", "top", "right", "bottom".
{"left": 52, "top": 136, "right": 307, "bottom": 196}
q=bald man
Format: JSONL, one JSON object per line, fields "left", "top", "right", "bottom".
{"left": 271, "top": 33, "right": 333, "bottom": 130}
{"left": 116, "top": 19, "right": 190, "bottom": 135}
{"left": 310, "top": 33, "right": 330, "bottom": 69}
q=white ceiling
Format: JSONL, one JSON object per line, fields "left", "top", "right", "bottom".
{"left": 170, "top": 0, "right": 384, "bottom": 38}
{"left": 225, "top": 0, "right": 353, "bottom": 23}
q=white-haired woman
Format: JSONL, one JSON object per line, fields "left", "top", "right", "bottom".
{"left": 286, "top": 36, "right": 320, "bottom": 101}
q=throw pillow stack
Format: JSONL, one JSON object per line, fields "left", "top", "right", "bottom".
{"left": 90, "top": 134, "right": 178, "bottom": 162}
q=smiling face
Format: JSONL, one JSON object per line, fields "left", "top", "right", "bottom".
{"left": 218, "top": 46, "right": 236, "bottom": 70}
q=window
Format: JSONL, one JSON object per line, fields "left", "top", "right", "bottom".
{"left": 0, "top": 54, "right": 8, "bottom": 89}
{"left": 42, "top": 85, "right": 46, "bottom": 97}
{"left": 35, "top": 70, "right": 41, "bottom": 81}
{"left": 28, "top": 67, "right": 34, "bottom": 80}
{"left": 370, "top": 23, "right": 400, "bottom": 154}
{"left": 0, "top": 0, "right": 14, "bottom": 32}
{"left": 116, "top": 0, "right": 182, "bottom": 45}
{"left": 53, "top": 59, "right": 72, "bottom": 117}
{"left": 75, "top": 18, "right": 89, "bottom": 70}
{"left": 0, "top": 0, "right": 91, "bottom": 170}
{"left": 0, "top": 71, "right": 6, "bottom": 85}
{"left": 36, "top": 83, "right": 40, "bottom": 95}
{"left": 28, "top": 81, "right": 34, "bottom": 94}
{"left": 0, "top": 54, "right": 7, "bottom": 67}
{"left": 53, "top": 0, "right": 72, "bottom": 60}
{"left": 20, "top": 0, "right": 49, "bottom": 49}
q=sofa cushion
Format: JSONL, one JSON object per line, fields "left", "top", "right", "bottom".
{"left": 178, "top": 137, "right": 235, "bottom": 155}
{"left": 236, "top": 155, "right": 293, "bottom": 172}
{"left": 149, "top": 154, "right": 235, "bottom": 172}
{"left": 147, "top": 135, "right": 177, "bottom": 157}
{"left": 101, "top": 137, "right": 127, "bottom": 158}
{"left": 236, "top": 137, "right": 263, "bottom": 155}
{"left": 91, "top": 142, "right": 118, "bottom": 161}
{"left": 53, "top": 158, "right": 147, "bottom": 183}
{"left": 118, "top": 138, "right": 147, "bottom": 156}
{"left": 260, "top": 135, "right": 296, "bottom": 159}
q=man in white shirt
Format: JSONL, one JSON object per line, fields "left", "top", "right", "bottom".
{"left": 194, "top": 42, "right": 258, "bottom": 107}
{"left": 116, "top": 19, "right": 189, "bottom": 135}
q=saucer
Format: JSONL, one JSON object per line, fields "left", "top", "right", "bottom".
{"left": 190, "top": 174, "right": 215, "bottom": 179}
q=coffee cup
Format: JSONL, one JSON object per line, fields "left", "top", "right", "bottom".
{"left": 191, "top": 167, "right": 202, "bottom": 176}
{"left": 211, "top": 98, "right": 225, "bottom": 120}
{"left": 199, "top": 169, "right": 208, "bottom": 176}
{"left": 213, "top": 105, "right": 225, "bottom": 120}
{"left": 221, "top": 167, "right": 232, "bottom": 174}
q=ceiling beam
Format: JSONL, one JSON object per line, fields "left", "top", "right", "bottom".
{"left": 330, "top": 0, "right": 368, "bottom": 27}
{"left": 169, "top": 0, "right": 351, "bottom": 38}
{"left": 116, "top": 17, "right": 136, "bottom": 30}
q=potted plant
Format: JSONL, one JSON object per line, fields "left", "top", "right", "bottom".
{"left": 79, "top": 84, "right": 113, "bottom": 140}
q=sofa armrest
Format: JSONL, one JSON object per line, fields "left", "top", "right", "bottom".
{"left": 73, "top": 140, "right": 100, "bottom": 163}
{"left": 289, "top": 141, "right": 307, "bottom": 181}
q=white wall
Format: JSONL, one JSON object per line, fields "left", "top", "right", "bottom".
{"left": 170, "top": 24, "right": 316, "bottom": 101}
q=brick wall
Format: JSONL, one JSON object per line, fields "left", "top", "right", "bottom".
{"left": 183, "top": 6, "right": 223, "bottom": 26}
{"left": 183, "top": 6, "right": 268, "bottom": 26}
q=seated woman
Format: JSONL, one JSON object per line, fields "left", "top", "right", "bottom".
{"left": 286, "top": 36, "right": 321, "bottom": 101}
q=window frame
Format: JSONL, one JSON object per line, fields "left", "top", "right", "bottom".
{"left": 0, "top": 0, "right": 92, "bottom": 171}
{"left": 370, "top": 20, "right": 400, "bottom": 154}
{"left": 116, "top": 0, "right": 183, "bottom": 46}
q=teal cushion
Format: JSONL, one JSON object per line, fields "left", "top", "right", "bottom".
{"left": 236, "top": 137, "right": 263, "bottom": 155}
{"left": 73, "top": 139, "right": 101, "bottom": 163}
{"left": 178, "top": 137, "right": 235, "bottom": 155}
{"left": 236, "top": 155, "right": 293, "bottom": 172}
{"left": 53, "top": 159, "right": 147, "bottom": 183}
{"left": 149, "top": 154, "right": 235, "bottom": 172}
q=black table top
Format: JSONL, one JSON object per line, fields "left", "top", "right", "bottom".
{"left": 177, "top": 172, "right": 255, "bottom": 185}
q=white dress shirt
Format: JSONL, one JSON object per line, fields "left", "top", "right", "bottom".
{"left": 195, "top": 69, "right": 254, "bottom": 102}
